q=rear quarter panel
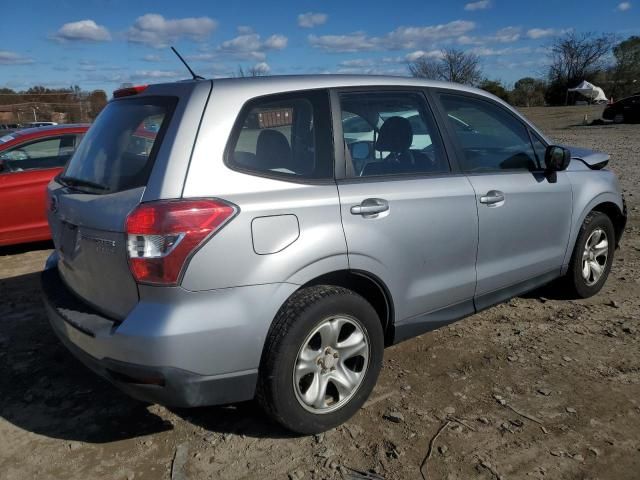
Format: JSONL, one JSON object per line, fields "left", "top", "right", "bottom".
{"left": 180, "top": 83, "right": 348, "bottom": 291}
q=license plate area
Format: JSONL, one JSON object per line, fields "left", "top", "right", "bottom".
{"left": 59, "top": 221, "right": 79, "bottom": 260}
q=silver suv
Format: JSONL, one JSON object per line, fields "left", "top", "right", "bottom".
{"left": 42, "top": 76, "right": 626, "bottom": 434}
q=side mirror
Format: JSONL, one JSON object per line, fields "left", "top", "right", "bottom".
{"left": 350, "top": 141, "right": 372, "bottom": 161}
{"left": 544, "top": 145, "right": 571, "bottom": 183}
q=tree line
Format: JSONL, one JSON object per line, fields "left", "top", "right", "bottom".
{"left": 408, "top": 33, "right": 640, "bottom": 106}
{"left": 0, "top": 86, "right": 107, "bottom": 124}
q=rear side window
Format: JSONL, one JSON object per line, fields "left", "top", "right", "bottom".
{"left": 439, "top": 94, "right": 538, "bottom": 172}
{"left": 63, "top": 96, "right": 176, "bottom": 193}
{"left": 227, "top": 91, "right": 333, "bottom": 180}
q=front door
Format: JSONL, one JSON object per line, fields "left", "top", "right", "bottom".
{"left": 334, "top": 89, "right": 478, "bottom": 339}
{"left": 434, "top": 92, "right": 573, "bottom": 309}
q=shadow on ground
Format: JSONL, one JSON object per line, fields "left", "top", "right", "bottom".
{"left": 0, "top": 270, "right": 292, "bottom": 444}
{"left": 0, "top": 240, "right": 53, "bottom": 257}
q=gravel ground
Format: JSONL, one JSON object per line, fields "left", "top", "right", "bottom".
{"left": 0, "top": 106, "right": 638, "bottom": 480}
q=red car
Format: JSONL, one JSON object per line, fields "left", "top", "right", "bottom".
{"left": 0, "top": 124, "right": 89, "bottom": 246}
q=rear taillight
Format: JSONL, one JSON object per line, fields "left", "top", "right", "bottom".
{"left": 125, "top": 199, "right": 237, "bottom": 285}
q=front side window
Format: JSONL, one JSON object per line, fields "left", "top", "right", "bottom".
{"left": 0, "top": 135, "right": 76, "bottom": 172}
{"left": 228, "top": 91, "right": 332, "bottom": 180}
{"left": 339, "top": 91, "right": 448, "bottom": 177}
{"left": 439, "top": 93, "right": 539, "bottom": 172}
{"left": 530, "top": 132, "right": 547, "bottom": 169}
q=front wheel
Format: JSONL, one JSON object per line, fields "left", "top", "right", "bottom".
{"left": 561, "top": 211, "right": 615, "bottom": 298}
{"left": 257, "top": 285, "right": 384, "bottom": 434}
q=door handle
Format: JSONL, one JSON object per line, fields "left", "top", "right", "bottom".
{"left": 479, "top": 190, "right": 505, "bottom": 205}
{"left": 350, "top": 198, "right": 389, "bottom": 216}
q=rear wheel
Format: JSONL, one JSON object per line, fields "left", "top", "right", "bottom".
{"left": 257, "top": 285, "right": 384, "bottom": 434}
{"left": 561, "top": 211, "right": 615, "bottom": 298}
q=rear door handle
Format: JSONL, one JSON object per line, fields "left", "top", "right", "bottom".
{"left": 479, "top": 190, "right": 505, "bottom": 205}
{"left": 350, "top": 198, "right": 389, "bottom": 216}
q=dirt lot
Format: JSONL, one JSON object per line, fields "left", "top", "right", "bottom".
{"left": 1, "top": 106, "right": 638, "bottom": 480}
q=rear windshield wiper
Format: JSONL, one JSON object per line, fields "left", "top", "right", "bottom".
{"left": 58, "top": 175, "right": 110, "bottom": 191}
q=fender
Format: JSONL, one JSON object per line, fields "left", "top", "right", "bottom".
{"left": 562, "top": 191, "right": 624, "bottom": 270}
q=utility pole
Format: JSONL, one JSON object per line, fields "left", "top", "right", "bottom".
{"left": 32, "top": 106, "right": 38, "bottom": 122}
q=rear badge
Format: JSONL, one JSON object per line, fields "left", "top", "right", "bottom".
{"left": 81, "top": 233, "right": 117, "bottom": 255}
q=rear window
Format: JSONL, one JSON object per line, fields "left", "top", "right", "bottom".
{"left": 63, "top": 96, "right": 176, "bottom": 193}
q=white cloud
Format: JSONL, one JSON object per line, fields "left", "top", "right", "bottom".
{"left": 616, "top": 2, "right": 632, "bottom": 11}
{"left": 185, "top": 53, "right": 217, "bottom": 61}
{"left": 385, "top": 21, "right": 476, "bottom": 49}
{"left": 469, "top": 46, "right": 532, "bottom": 56}
{"left": 52, "top": 19, "right": 111, "bottom": 42}
{"left": 308, "top": 20, "right": 475, "bottom": 53}
{"left": 526, "top": 28, "right": 570, "bottom": 39}
{"left": 308, "top": 32, "right": 376, "bottom": 53}
{"left": 298, "top": 12, "right": 328, "bottom": 28}
{"left": 237, "top": 25, "right": 254, "bottom": 34}
{"left": 132, "top": 70, "right": 181, "bottom": 79}
{"left": 339, "top": 59, "right": 375, "bottom": 68}
{"left": 0, "top": 50, "right": 33, "bottom": 65}
{"left": 405, "top": 50, "right": 444, "bottom": 61}
{"left": 465, "top": 0, "right": 492, "bottom": 11}
{"left": 142, "top": 54, "right": 162, "bottom": 62}
{"left": 217, "top": 33, "right": 288, "bottom": 60}
{"left": 253, "top": 62, "right": 270, "bottom": 74}
{"left": 491, "top": 26, "right": 521, "bottom": 43}
{"left": 458, "top": 26, "right": 521, "bottom": 45}
{"left": 126, "top": 14, "right": 217, "bottom": 48}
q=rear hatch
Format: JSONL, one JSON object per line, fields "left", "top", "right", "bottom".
{"left": 47, "top": 81, "right": 211, "bottom": 319}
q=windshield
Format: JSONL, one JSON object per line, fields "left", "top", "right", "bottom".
{"left": 63, "top": 96, "right": 176, "bottom": 193}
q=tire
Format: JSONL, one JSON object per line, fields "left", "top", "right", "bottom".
{"left": 256, "top": 285, "right": 384, "bottom": 434}
{"left": 613, "top": 113, "right": 625, "bottom": 124}
{"left": 561, "top": 211, "right": 615, "bottom": 298}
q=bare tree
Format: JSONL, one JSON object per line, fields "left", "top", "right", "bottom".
{"left": 408, "top": 49, "right": 482, "bottom": 86}
{"left": 408, "top": 57, "right": 442, "bottom": 81}
{"left": 546, "top": 32, "right": 614, "bottom": 104}
{"left": 234, "top": 64, "right": 269, "bottom": 77}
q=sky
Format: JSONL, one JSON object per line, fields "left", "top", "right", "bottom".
{"left": 1, "top": 0, "right": 639, "bottom": 95}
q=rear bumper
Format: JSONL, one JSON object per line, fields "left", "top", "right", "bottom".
{"left": 41, "top": 254, "right": 296, "bottom": 407}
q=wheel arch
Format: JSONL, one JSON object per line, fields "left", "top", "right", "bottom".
{"left": 298, "top": 269, "right": 395, "bottom": 346}
{"left": 591, "top": 201, "right": 626, "bottom": 247}
{"left": 564, "top": 192, "right": 625, "bottom": 268}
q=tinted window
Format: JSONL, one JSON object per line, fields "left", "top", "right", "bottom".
{"left": 439, "top": 94, "right": 538, "bottom": 172}
{"left": 228, "top": 91, "right": 332, "bottom": 180}
{"left": 63, "top": 96, "right": 176, "bottom": 193}
{"left": 0, "top": 135, "right": 76, "bottom": 172}
{"left": 340, "top": 91, "right": 448, "bottom": 177}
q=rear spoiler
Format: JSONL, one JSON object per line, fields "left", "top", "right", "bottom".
{"left": 568, "top": 146, "right": 609, "bottom": 170}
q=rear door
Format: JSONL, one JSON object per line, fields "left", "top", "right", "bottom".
{"left": 0, "top": 134, "right": 78, "bottom": 244}
{"left": 333, "top": 89, "right": 478, "bottom": 337}
{"left": 433, "top": 91, "right": 572, "bottom": 309}
{"left": 47, "top": 83, "right": 210, "bottom": 319}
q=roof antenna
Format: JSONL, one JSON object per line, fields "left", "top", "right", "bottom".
{"left": 170, "top": 46, "right": 204, "bottom": 80}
